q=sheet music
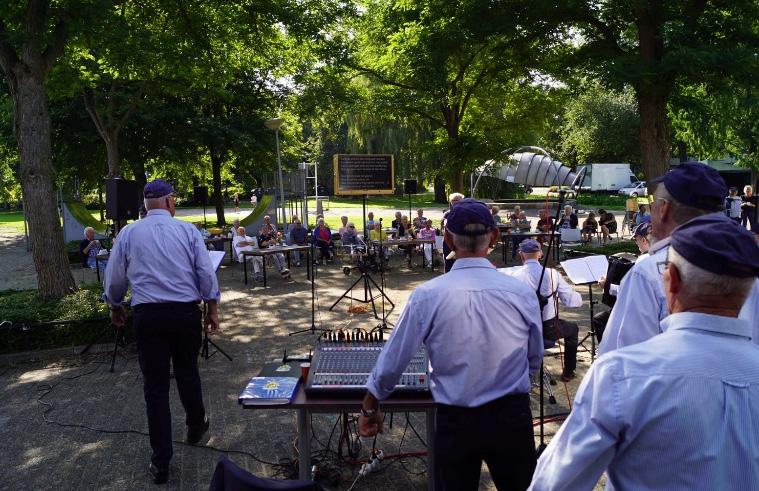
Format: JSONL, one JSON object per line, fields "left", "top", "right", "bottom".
{"left": 497, "top": 267, "right": 522, "bottom": 277}
{"left": 560, "top": 255, "right": 608, "bottom": 285}
{"left": 208, "top": 250, "right": 226, "bottom": 272}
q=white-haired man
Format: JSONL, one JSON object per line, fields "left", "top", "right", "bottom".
{"left": 232, "top": 226, "right": 265, "bottom": 282}
{"left": 530, "top": 213, "right": 759, "bottom": 490}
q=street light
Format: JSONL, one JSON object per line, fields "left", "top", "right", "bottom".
{"left": 264, "top": 117, "right": 286, "bottom": 230}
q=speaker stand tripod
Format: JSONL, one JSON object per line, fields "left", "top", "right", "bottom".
{"left": 200, "top": 303, "right": 232, "bottom": 361}
{"left": 290, "top": 244, "right": 331, "bottom": 336}
{"left": 577, "top": 282, "right": 598, "bottom": 362}
{"left": 329, "top": 269, "right": 394, "bottom": 320}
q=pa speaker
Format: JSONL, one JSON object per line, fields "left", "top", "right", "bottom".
{"left": 194, "top": 186, "right": 208, "bottom": 205}
{"left": 106, "top": 178, "right": 140, "bottom": 221}
{"left": 404, "top": 179, "right": 417, "bottom": 195}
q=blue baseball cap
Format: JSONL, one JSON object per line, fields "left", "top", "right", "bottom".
{"left": 649, "top": 162, "right": 726, "bottom": 211}
{"left": 445, "top": 198, "right": 496, "bottom": 235}
{"left": 670, "top": 213, "right": 759, "bottom": 278}
{"left": 518, "top": 239, "right": 541, "bottom": 253}
{"left": 633, "top": 222, "right": 652, "bottom": 238}
{"left": 143, "top": 179, "right": 176, "bottom": 199}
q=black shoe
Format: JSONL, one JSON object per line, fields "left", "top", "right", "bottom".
{"left": 148, "top": 463, "right": 169, "bottom": 484}
{"left": 560, "top": 370, "right": 576, "bottom": 382}
{"left": 187, "top": 415, "right": 209, "bottom": 445}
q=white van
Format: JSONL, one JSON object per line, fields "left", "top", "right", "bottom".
{"left": 579, "top": 164, "right": 638, "bottom": 192}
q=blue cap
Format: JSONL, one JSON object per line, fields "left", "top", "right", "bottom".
{"left": 649, "top": 162, "right": 726, "bottom": 211}
{"left": 143, "top": 179, "right": 175, "bottom": 199}
{"left": 518, "top": 239, "right": 541, "bottom": 253}
{"left": 633, "top": 222, "right": 651, "bottom": 238}
{"left": 670, "top": 213, "right": 759, "bottom": 278}
{"left": 445, "top": 199, "right": 496, "bottom": 235}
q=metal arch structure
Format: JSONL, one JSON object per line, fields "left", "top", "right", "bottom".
{"left": 471, "top": 146, "right": 586, "bottom": 197}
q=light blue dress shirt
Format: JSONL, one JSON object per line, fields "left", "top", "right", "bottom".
{"left": 530, "top": 312, "right": 759, "bottom": 491}
{"left": 365, "top": 257, "right": 543, "bottom": 407}
{"left": 103, "top": 209, "right": 221, "bottom": 306}
{"left": 599, "top": 237, "right": 759, "bottom": 354}
{"left": 511, "top": 259, "right": 582, "bottom": 321}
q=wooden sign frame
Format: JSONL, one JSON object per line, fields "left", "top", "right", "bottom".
{"left": 333, "top": 154, "right": 395, "bottom": 196}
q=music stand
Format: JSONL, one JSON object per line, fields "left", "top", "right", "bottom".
{"left": 201, "top": 251, "right": 232, "bottom": 361}
{"left": 290, "top": 243, "right": 331, "bottom": 336}
{"left": 559, "top": 255, "right": 608, "bottom": 363}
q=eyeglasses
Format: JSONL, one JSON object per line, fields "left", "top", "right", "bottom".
{"left": 348, "top": 225, "right": 355, "bottom": 228}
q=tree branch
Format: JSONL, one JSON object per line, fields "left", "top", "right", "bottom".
{"left": 349, "top": 64, "right": 425, "bottom": 92}
{"left": 0, "top": 19, "right": 20, "bottom": 75}
{"left": 114, "top": 88, "right": 143, "bottom": 133}
{"left": 42, "top": 18, "right": 68, "bottom": 75}
{"left": 82, "top": 90, "right": 109, "bottom": 141}
{"left": 580, "top": 11, "right": 626, "bottom": 56}
{"left": 460, "top": 65, "right": 491, "bottom": 120}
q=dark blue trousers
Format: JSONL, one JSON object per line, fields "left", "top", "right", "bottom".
{"left": 133, "top": 302, "right": 206, "bottom": 469}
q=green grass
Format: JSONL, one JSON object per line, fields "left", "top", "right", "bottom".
{"left": 0, "top": 211, "right": 25, "bottom": 233}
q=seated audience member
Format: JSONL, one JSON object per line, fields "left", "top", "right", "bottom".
{"left": 581, "top": 212, "right": 598, "bottom": 242}
{"left": 230, "top": 218, "right": 240, "bottom": 235}
{"left": 338, "top": 215, "right": 349, "bottom": 235}
{"left": 257, "top": 228, "right": 291, "bottom": 279}
{"left": 529, "top": 215, "right": 759, "bottom": 491}
{"left": 412, "top": 209, "right": 428, "bottom": 230}
{"left": 287, "top": 217, "right": 308, "bottom": 267}
{"left": 391, "top": 211, "right": 404, "bottom": 237}
{"left": 417, "top": 219, "right": 437, "bottom": 268}
{"left": 634, "top": 204, "right": 651, "bottom": 225}
{"left": 79, "top": 227, "right": 107, "bottom": 269}
{"left": 534, "top": 209, "right": 552, "bottom": 246}
{"left": 260, "top": 215, "right": 277, "bottom": 236}
{"left": 513, "top": 239, "right": 582, "bottom": 381}
{"left": 370, "top": 222, "right": 391, "bottom": 258}
{"left": 311, "top": 218, "right": 333, "bottom": 264}
{"left": 598, "top": 208, "right": 617, "bottom": 245}
{"left": 366, "top": 212, "right": 376, "bottom": 235}
{"left": 232, "top": 226, "right": 265, "bottom": 281}
{"left": 341, "top": 222, "right": 364, "bottom": 253}
{"left": 398, "top": 215, "right": 417, "bottom": 267}
{"left": 725, "top": 187, "right": 742, "bottom": 223}
{"left": 508, "top": 206, "right": 530, "bottom": 257}
{"left": 558, "top": 205, "right": 578, "bottom": 230}
{"left": 491, "top": 205, "right": 502, "bottom": 223}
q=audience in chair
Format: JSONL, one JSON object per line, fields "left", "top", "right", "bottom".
{"left": 312, "top": 218, "right": 333, "bottom": 264}
{"left": 341, "top": 222, "right": 364, "bottom": 254}
{"left": 287, "top": 216, "right": 308, "bottom": 267}
{"left": 232, "top": 227, "right": 265, "bottom": 282}
{"left": 417, "top": 219, "right": 437, "bottom": 269}
{"left": 581, "top": 212, "right": 598, "bottom": 243}
{"left": 79, "top": 226, "right": 107, "bottom": 270}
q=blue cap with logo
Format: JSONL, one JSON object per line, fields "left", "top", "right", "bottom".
{"left": 670, "top": 213, "right": 759, "bottom": 278}
{"left": 445, "top": 198, "right": 496, "bottom": 235}
{"left": 518, "top": 239, "right": 541, "bottom": 253}
{"left": 143, "top": 179, "right": 176, "bottom": 199}
{"left": 633, "top": 221, "right": 652, "bottom": 238}
{"left": 649, "top": 162, "right": 726, "bottom": 211}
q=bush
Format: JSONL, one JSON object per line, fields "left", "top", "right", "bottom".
{"left": 566, "top": 240, "right": 640, "bottom": 256}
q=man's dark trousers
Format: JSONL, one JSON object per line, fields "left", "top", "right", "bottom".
{"left": 133, "top": 302, "right": 206, "bottom": 469}
{"left": 542, "top": 318, "right": 578, "bottom": 374}
{"left": 434, "top": 393, "right": 536, "bottom": 490}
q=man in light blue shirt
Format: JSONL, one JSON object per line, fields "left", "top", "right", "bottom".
{"left": 599, "top": 162, "right": 758, "bottom": 354}
{"left": 103, "top": 179, "right": 220, "bottom": 485}
{"left": 359, "top": 199, "right": 543, "bottom": 491}
{"left": 530, "top": 213, "right": 759, "bottom": 491}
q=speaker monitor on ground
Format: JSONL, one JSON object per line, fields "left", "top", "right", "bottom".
{"left": 105, "top": 178, "right": 140, "bottom": 221}
{"left": 403, "top": 179, "right": 417, "bottom": 195}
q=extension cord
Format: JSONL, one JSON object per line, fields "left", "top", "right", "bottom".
{"left": 359, "top": 449, "right": 384, "bottom": 477}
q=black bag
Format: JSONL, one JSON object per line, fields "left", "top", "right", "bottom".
{"left": 602, "top": 255, "right": 635, "bottom": 307}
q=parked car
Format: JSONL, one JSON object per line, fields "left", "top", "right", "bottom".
{"left": 618, "top": 181, "right": 648, "bottom": 197}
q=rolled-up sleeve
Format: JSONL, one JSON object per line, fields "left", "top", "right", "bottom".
{"left": 366, "top": 292, "right": 429, "bottom": 400}
{"left": 103, "top": 238, "right": 128, "bottom": 305}
{"left": 192, "top": 231, "right": 221, "bottom": 302}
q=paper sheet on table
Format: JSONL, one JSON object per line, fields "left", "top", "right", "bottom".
{"left": 560, "top": 255, "right": 608, "bottom": 285}
{"left": 208, "top": 250, "right": 226, "bottom": 272}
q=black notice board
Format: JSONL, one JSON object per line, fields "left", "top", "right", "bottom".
{"left": 333, "top": 154, "right": 395, "bottom": 195}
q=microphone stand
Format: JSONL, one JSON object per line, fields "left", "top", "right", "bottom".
{"left": 290, "top": 242, "right": 331, "bottom": 336}
{"left": 374, "top": 218, "right": 393, "bottom": 338}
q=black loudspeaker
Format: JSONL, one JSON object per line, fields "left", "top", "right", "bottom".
{"left": 106, "top": 178, "right": 140, "bottom": 221}
{"left": 194, "top": 186, "right": 208, "bottom": 205}
{"left": 404, "top": 179, "right": 417, "bottom": 195}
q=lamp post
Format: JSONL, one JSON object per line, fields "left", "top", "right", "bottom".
{"left": 265, "top": 117, "right": 286, "bottom": 230}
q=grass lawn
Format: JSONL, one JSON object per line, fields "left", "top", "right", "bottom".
{"left": 0, "top": 211, "right": 25, "bottom": 233}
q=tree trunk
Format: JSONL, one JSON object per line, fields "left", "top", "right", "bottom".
{"left": 635, "top": 89, "right": 670, "bottom": 180}
{"left": 209, "top": 145, "right": 226, "bottom": 225}
{"left": 434, "top": 175, "right": 447, "bottom": 203}
{"left": 13, "top": 72, "right": 76, "bottom": 298}
{"left": 105, "top": 130, "right": 120, "bottom": 178}
{"left": 676, "top": 141, "right": 688, "bottom": 162}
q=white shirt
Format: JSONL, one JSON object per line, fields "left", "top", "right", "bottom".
{"left": 233, "top": 234, "right": 259, "bottom": 259}
{"left": 510, "top": 259, "right": 582, "bottom": 321}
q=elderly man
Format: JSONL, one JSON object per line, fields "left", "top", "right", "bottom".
{"left": 599, "top": 162, "right": 758, "bottom": 354}
{"left": 257, "top": 226, "right": 291, "bottom": 279}
{"left": 287, "top": 217, "right": 308, "bottom": 267}
{"left": 232, "top": 226, "right": 265, "bottom": 282}
{"left": 412, "top": 208, "right": 428, "bottom": 229}
{"left": 79, "top": 226, "right": 105, "bottom": 269}
{"left": 529, "top": 214, "right": 759, "bottom": 490}
{"left": 103, "top": 180, "right": 220, "bottom": 484}
{"left": 512, "top": 239, "right": 582, "bottom": 381}
{"left": 360, "top": 199, "right": 543, "bottom": 490}
{"left": 557, "top": 205, "right": 578, "bottom": 230}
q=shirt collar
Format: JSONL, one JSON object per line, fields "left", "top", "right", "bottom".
{"left": 661, "top": 312, "right": 751, "bottom": 339}
{"left": 648, "top": 235, "right": 671, "bottom": 255}
{"left": 146, "top": 209, "right": 171, "bottom": 217}
{"left": 450, "top": 257, "right": 496, "bottom": 271}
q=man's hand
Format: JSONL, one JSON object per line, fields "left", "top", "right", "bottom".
{"left": 110, "top": 305, "right": 126, "bottom": 327}
{"left": 358, "top": 409, "right": 384, "bottom": 437}
{"left": 204, "top": 302, "right": 220, "bottom": 333}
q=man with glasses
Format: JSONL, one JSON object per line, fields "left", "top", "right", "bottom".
{"left": 599, "top": 162, "right": 758, "bottom": 355}
{"left": 287, "top": 216, "right": 308, "bottom": 267}
{"left": 530, "top": 214, "right": 759, "bottom": 490}
{"left": 104, "top": 179, "right": 220, "bottom": 484}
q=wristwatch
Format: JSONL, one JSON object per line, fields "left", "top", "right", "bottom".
{"left": 360, "top": 406, "right": 378, "bottom": 418}
{"left": 109, "top": 305, "right": 123, "bottom": 312}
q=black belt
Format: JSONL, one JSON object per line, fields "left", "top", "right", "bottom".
{"left": 437, "top": 392, "right": 530, "bottom": 413}
{"left": 133, "top": 301, "right": 201, "bottom": 313}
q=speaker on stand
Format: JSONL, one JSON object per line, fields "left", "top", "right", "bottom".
{"left": 194, "top": 186, "right": 209, "bottom": 225}
{"left": 404, "top": 179, "right": 417, "bottom": 219}
{"left": 106, "top": 178, "right": 139, "bottom": 233}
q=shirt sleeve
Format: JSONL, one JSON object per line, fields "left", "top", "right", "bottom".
{"left": 555, "top": 270, "right": 582, "bottom": 308}
{"left": 524, "top": 293, "right": 544, "bottom": 374}
{"left": 102, "top": 233, "right": 129, "bottom": 305}
{"left": 529, "top": 358, "right": 624, "bottom": 491}
{"left": 366, "top": 292, "right": 430, "bottom": 400}
{"left": 191, "top": 228, "right": 221, "bottom": 303}
{"left": 598, "top": 266, "right": 666, "bottom": 355}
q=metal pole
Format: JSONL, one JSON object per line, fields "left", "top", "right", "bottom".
{"left": 303, "top": 167, "right": 309, "bottom": 229}
{"left": 275, "top": 128, "right": 286, "bottom": 231}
